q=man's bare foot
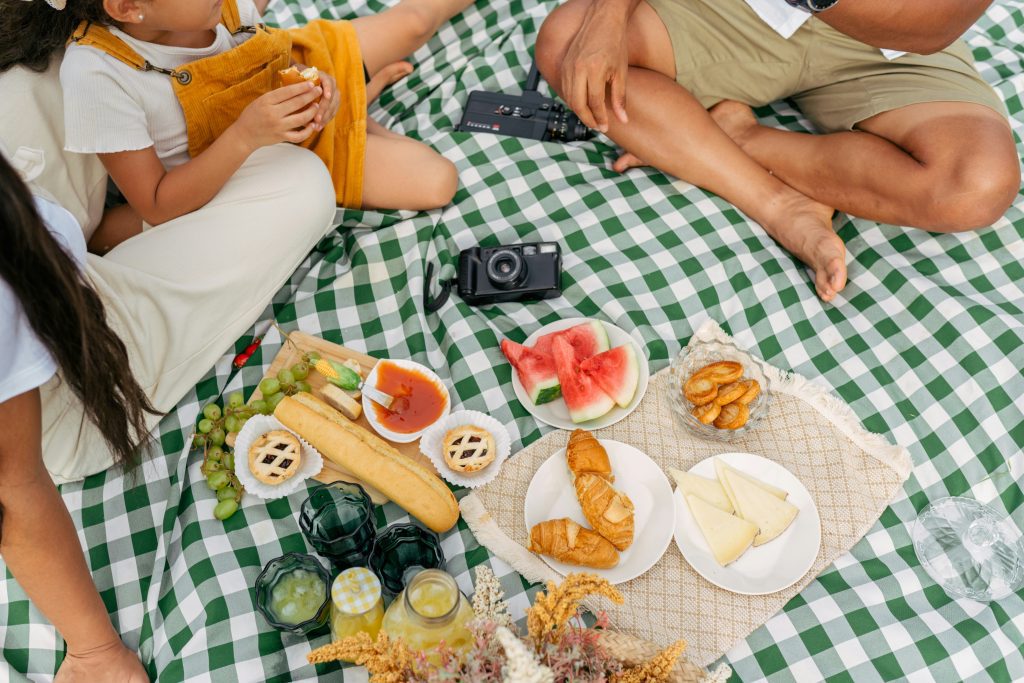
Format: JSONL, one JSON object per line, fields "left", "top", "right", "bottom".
{"left": 709, "top": 100, "right": 759, "bottom": 150}
{"left": 612, "top": 151, "right": 648, "bottom": 173}
{"left": 366, "top": 61, "right": 414, "bottom": 103}
{"left": 762, "top": 191, "right": 847, "bottom": 301}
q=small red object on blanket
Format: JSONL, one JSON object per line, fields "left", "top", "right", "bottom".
{"left": 233, "top": 337, "right": 262, "bottom": 368}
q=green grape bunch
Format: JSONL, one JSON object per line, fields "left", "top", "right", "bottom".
{"left": 200, "top": 443, "right": 244, "bottom": 521}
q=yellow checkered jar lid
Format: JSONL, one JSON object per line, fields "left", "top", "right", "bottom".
{"left": 331, "top": 568, "right": 382, "bottom": 615}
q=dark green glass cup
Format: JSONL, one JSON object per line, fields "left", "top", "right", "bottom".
{"left": 299, "top": 480, "right": 376, "bottom": 569}
{"left": 254, "top": 552, "right": 331, "bottom": 635}
{"left": 368, "top": 523, "right": 445, "bottom": 594}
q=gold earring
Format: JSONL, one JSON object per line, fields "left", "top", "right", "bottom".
{"left": 138, "top": 13, "right": 144, "bottom": 20}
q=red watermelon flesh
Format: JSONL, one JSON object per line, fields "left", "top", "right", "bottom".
{"left": 580, "top": 344, "right": 639, "bottom": 408}
{"left": 552, "top": 336, "right": 615, "bottom": 423}
{"left": 532, "top": 320, "right": 610, "bottom": 363}
{"left": 501, "top": 339, "right": 561, "bottom": 405}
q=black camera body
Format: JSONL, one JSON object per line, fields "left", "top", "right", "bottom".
{"left": 457, "top": 243, "right": 562, "bottom": 305}
{"left": 458, "top": 65, "right": 593, "bottom": 143}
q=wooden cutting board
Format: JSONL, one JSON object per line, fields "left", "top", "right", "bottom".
{"left": 248, "top": 331, "right": 439, "bottom": 504}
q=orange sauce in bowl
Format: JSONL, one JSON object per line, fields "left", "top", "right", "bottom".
{"left": 372, "top": 362, "right": 446, "bottom": 434}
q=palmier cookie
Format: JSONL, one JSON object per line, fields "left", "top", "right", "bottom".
{"left": 443, "top": 425, "right": 496, "bottom": 474}
{"left": 713, "top": 402, "right": 750, "bottom": 430}
{"left": 248, "top": 430, "right": 302, "bottom": 485}
{"left": 693, "top": 361, "right": 743, "bottom": 385}
{"left": 691, "top": 402, "right": 721, "bottom": 425}
{"left": 735, "top": 379, "right": 761, "bottom": 406}
{"left": 714, "top": 381, "right": 748, "bottom": 406}
{"left": 683, "top": 375, "right": 718, "bottom": 406}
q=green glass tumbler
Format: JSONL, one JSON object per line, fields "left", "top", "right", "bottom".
{"left": 254, "top": 552, "right": 331, "bottom": 635}
{"left": 368, "top": 523, "right": 445, "bottom": 595}
{"left": 299, "top": 480, "right": 376, "bottom": 569}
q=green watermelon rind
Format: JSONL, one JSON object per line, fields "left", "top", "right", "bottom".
{"left": 585, "top": 320, "right": 611, "bottom": 355}
{"left": 531, "top": 380, "right": 562, "bottom": 406}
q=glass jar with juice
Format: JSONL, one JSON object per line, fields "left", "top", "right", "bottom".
{"left": 330, "top": 567, "right": 385, "bottom": 643}
{"left": 381, "top": 568, "right": 474, "bottom": 662}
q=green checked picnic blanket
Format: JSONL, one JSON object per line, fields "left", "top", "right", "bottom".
{"left": 3, "top": 0, "right": 1024, "bottom": 680}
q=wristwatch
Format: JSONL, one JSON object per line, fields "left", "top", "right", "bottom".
{"left": 783, "top": 0, "right": 839, "bottom": 12}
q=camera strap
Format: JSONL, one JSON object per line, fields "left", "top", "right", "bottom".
{"left": 423, "top": 262, "right": 456, "bottom": 313}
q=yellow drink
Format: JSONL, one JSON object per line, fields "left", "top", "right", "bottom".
{"left": 381, "top": 569, "right": 474, "bottom": 663}
{"left": 269, "top": 569, "right": 327, "bottom": 625}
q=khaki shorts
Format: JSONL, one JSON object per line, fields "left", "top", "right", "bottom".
{"left": 645, "top": 0, "right": 1007, "bottom": 132}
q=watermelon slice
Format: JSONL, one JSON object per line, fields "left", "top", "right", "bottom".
{"left": 501, "top": 339, "right": 561, "bottom": 405}
{"left": 532, "top": 321, "right": 610, "bottom": 363}
{"left": 552, "top": 336, "right": 615, "bottom": 423}
{"left": 580, "top": 344, "right": 639, "bottom": 408}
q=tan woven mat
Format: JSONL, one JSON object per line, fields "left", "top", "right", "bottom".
{"left": 461, "top": 321, "right": 912, "bottom": 667}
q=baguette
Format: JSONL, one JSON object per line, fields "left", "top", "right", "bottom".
{"left": 274, "top": 393, "right": 458, "bottom": 533}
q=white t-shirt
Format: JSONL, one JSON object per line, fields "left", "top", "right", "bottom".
{"left": 0, "top": 197, "right": 86, "bottom": 404}
{"left": 61, "top": 0, "right": 262, "bottom": 169}
{"left": 745, "top": 0, "right": 906, "bottom": 59}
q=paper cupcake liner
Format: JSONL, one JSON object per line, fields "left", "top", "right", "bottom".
{"left": 362, "top": 359, "right": 452, "bottom": 443}
{"left": 234, "top": 414, "right": 324, "bottom": 500}
{"left": 419, "top": 411, "right": 511, "bottom": 488}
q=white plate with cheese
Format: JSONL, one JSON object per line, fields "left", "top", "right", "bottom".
{"left": 672, "top": 452, "right": 821, "bottom": 595}
{"left": 525, "top": 440, "right": 675, "bottom": 584}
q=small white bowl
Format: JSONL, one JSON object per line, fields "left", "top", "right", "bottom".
{"left": 362, "top": 359, "right": 451, "bottom": 443}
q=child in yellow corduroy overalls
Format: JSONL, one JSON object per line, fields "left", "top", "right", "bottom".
{"left": 49, "top": 0, "right": 470, "bottom": 249}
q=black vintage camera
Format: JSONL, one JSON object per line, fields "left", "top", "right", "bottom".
{"left": 423, "top": 243, "right": 563, "bottom": 311}
{"left": 458, "top": 64, "right": 593, "bottom": 143}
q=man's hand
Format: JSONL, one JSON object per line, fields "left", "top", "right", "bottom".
{"left": 232, "top": 81, "right": 323, "bottom": 150}
{"left": 55, "top": 639, "right": 149, "bottom": 683}
{"left": 562, "top": 5, "right": 632, "bottom": 132}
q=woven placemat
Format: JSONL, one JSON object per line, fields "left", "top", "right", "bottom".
{"left": 461, "top": 320, "right": 912, "bottom": 667}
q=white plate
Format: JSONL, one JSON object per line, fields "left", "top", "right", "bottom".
{"left": 525, "top": 440, "right": 674, "bottom": 584}
{"left": 362, "top": 359, "right": 451, "bottom": 443}
{"left": 673, "top": 452, "right": 821, "bottom": 595}
{"left": 510, "top": 317, "right": 650, "bottom": 431}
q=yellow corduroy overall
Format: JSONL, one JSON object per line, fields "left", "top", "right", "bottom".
{"left": 69, "top": 0, "right": 366, "bottom": 207}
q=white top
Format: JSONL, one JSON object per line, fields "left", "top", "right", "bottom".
{"left": 0, "top": 197, "right": 86, "bottom": 405}
{"left": 745, "top": 0, "right": 906, "bottom": 59}
{"left": 61, "top": 0, "right": 262, "bottom": 169}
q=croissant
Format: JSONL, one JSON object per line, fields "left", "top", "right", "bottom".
{"left": 566, "top": 429, "right": 613, "bottom": 482}
{"left": 574, "top": 472, "right": 634, "bottom": 551}
{"left": 528, "top": 518, "right": 619, "bottom": 569}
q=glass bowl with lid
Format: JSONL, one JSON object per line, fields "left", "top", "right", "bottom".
{"left": 667, "top": 338, "right": 772, "bottom": 442}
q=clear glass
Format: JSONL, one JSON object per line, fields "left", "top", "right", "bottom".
{"left": 299, "top": 481, "right": 375, "bottom": 569}
{"left": 330, "top": 596, "right": 385, "bottom": 642}
{"left": 913, "top": 497, "right": 1024, "bottom": 602}
{"left": 381, "top": 569, "right": 474, "bottom": 663}
{"left": 254, "top": 553, "right": 331, "bottom": 635}
{"left": 667, "top": 339, "right": 772, "bottom": 442}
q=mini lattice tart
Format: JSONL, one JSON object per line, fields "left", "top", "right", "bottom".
{"left": 248, "top": 430, "right": 302, "bottom": 485}
{"left": 442, "top": 426, "right": 496, "bottom": 474}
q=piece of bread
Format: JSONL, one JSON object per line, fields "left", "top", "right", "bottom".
{"left": 278, "top": 65, "right": 321, "bottom": 88}
{"left": 319, "top": 383, "right": 362, "bottom": 421}
{"left": 713, "top": 402, "right": 749, "bottom": 430}
{"left": 683, "top": 375, "right": 718, "bottom": 406}
{"left": 693, "top": 361, "right": 743, "bottom": 385}
{"left": 528, "top": 518, "right": 619, "bottom": 569}
{"left": 566, "top": 429, "right": 613, "bottom": 482}
{"left": 274, "top": 393, "right": 458, "bottom": 533}
{"left": 573, "top": 472, "right": 635, "bottom": 551}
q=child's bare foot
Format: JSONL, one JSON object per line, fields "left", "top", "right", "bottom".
{"left": 762, "top": 191, "right": 846, "bottom": 301}
{"left": 709, "top": 100, "right": 759, "bottom": 149}
{"left": 366, "top": 61, "right": 414, "bottom": 102}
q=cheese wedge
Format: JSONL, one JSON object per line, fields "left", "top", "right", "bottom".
{"left": 722, "top": 468, "right": 799, "bottom": 546}
{"left": 669, "top": 468, "right": 733, "bottom": 514}
{"left": 685, "top": 495, "right": 757, "bottom": 566}
{"left": 714, "top": 459, "right": 789, "bottom": 504}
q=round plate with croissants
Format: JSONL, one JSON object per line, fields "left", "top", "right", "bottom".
{"left": 524, "top": 430, "right": 675, "bottom": 584}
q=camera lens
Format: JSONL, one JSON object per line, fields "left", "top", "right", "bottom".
{"left": 485, "top": 249, "right": 527, "bottom": 290}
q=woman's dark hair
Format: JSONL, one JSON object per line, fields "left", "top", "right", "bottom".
{"left": 0, "top": 154, "right": 157, "bottom": 471}
{"left": 0, "top": 0, "right": 110, "bottom": 73}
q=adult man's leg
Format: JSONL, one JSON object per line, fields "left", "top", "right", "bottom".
{"left": 711, "top": 100, "right": 1019, "bottom": 232}
{"left": 536, "top": 0, "right": 847, "bottom": 301}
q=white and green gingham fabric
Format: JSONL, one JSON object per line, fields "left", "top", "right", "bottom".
{"left": 2, "top": 0, "right": 1023, "bottom": 680}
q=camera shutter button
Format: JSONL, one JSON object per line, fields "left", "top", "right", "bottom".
{"left": 519, "top": 108, "right": 534, "bottom": 118}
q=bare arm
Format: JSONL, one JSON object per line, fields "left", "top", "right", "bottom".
{"left": 819, "top": 0, "right": 993, "bottom": 54}
{"left": 102, "top": 82, "right": 323, "bottom": 226}
{"left": 253, "top": 0, "right": 271, "bottom": 14}
{"left": 0, "top": 390, "right": 146, "bottom": 680}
